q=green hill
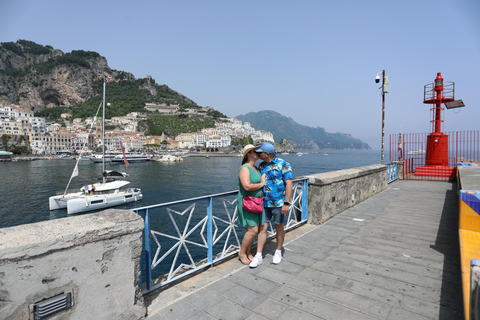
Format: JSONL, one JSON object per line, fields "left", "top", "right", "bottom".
{"left": 236, "top": 110, "right": 370, "bottom": 150}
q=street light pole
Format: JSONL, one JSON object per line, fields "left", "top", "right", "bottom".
{"left": 381, "top": 69, "right": 385, "bottom": 165}
{"left": 375, "top": 70, "right": 387, "bottom": 165}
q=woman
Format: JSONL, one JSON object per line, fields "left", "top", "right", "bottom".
{"left": 237, "top": 144, "right": 266, "bottom": 265}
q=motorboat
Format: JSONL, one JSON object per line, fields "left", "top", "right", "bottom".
{"left": 111, "top": 153, "right": 151, "bottom": 163}
{"left": 155, "top": 154, "right": 184, "bottom": 162}
{"left": 89, "top": 153, "right": 118, "bottom": 163}
{"left": 49, "top": 82, "right": 143, "bottom": 214}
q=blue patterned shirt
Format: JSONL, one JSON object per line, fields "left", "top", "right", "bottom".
{"left": 259, "top": 156, "right": 293, "bottom": 207}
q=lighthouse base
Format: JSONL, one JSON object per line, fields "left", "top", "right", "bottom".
{"left": 414, "top": 165, "right": 455, "bottom": 178}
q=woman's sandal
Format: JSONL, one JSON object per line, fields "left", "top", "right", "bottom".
{"left": 248, "top": 254, "right": 254, "bottom": 262}
{"left": 239, "top": 253, "right": 250, "bottom": 265}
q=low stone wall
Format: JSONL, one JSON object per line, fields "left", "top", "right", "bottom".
{"left": 0, "top": 209, "right": 146, "bottom": 320}
{"left": 300, "top": 164, "right": 389, "bottom": 224}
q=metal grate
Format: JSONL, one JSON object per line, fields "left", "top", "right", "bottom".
{"left": 33, "top": 292, "right": 72, "bottom": 320}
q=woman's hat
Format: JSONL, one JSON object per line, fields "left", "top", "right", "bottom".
{"left": 242, "top": 144, "right": 256, "bottom": 164}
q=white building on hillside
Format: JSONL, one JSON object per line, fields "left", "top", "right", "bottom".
{"left": 206, "top": 135, "right": 231, "bottom": 148}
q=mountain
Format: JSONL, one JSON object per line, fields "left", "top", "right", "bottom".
{"left": 236, "top": 110, "right": 370, "bottom": 150}
{"left": 0, "top": 40, "right": 198, "bottom": 112}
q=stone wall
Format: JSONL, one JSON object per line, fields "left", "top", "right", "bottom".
{"left": 0, "top": 209, "right": 146, "bottom": 320}
{"left": 300, "top": 164, "right": 388, "bottom": 224}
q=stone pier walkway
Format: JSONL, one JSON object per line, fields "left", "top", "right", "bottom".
{"left": 144, "top": 180, "right": 463, "bottom": 320}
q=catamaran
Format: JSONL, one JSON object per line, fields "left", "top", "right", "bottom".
{"left": 48, "top": 82, "right": 143, "bottom": 214}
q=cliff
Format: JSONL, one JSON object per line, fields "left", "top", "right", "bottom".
{"left": 0, "top": 40, "right": 135, "bottom": 112}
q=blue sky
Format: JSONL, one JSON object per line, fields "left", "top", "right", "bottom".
{"left": 1, "top": 0, "right": 479, "bottom": 149}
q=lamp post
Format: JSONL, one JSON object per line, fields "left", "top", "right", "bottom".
{"left": 375, "top": 70, "right": 388, "bottom": 164}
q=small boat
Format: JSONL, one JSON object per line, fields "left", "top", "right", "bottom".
{"left": 89, "top": 153, "right": 118, "bottom": 163}
{"left": 156, "top": 154, "right": 184, "bottom": 162}
{"left": 111, "top": 153, "right": 151, "bottom": 163}
{"left": 75, "top": 155, "right": 91, "bottom": 161}
{"left": 49, "top": 82, "right": 143, "bottom": 214}
{"left": 49, "top": 171, "right": 143, "bottom": 214}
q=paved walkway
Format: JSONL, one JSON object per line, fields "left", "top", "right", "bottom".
{"left": 144, "top": 180, "right": 463, "bottom": 320}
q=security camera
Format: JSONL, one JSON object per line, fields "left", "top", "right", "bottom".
{"left": 375, "top": 75, "right": 380, "bottom": 83}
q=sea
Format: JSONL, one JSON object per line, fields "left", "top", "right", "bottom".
{"left": 0, "top": 150, "right": 386, "bottom": 229}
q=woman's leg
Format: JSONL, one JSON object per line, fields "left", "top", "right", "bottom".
{"left": 241, "top": 225, "right": 258, "bottom": 256}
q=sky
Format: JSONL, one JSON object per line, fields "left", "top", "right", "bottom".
{"left": 1, "top": 0, "right": 479, "bottom": 149}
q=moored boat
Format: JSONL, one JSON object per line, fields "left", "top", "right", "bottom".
{"left": 89, "top": 153, "right": 118, "bottom": 163}
{"left": 155, "top": 154, "right": 184, "bottom": 162}
{"left": 111, "top": 153, "right": 151, "bottom": 163}
{"left": 48, "top": 81, "right": 143, "bottom": 214}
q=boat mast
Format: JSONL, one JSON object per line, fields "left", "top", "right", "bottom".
{"left": 102, "top": 81, "right": 106, "bottom": 184}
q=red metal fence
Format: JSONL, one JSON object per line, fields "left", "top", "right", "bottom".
{"left": 389, "top": 130, "right": 480, "bottom": 181}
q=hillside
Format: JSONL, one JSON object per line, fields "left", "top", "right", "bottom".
{"left": 0, "top": 40, "right": 198, "bottom": 112}
{"left": 236, "top": 110, "right": 370, "bottom": 150}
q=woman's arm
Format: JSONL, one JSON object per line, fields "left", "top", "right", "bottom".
{"left": 239, "top": 166, "right": 266, "bottom": 191}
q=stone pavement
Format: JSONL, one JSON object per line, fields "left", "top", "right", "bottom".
{"left": 144, "top": 180, "right": 463, "bottom": 320}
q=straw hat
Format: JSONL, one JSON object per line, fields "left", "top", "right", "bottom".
{"left": 242, "top": 144, "right": 256, "bottom": 164}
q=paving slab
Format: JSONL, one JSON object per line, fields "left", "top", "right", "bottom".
{"left": 144, "top": 180, "right": 463, "bottom": 319}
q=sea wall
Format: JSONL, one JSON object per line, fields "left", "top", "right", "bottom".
{"left": 0, "top": 209, "right": 146, "bottom": 320}
{"left": 300, "top": 164, "right": 389, "bottom": 224}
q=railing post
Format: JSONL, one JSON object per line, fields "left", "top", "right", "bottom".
{"left": 143, "top": 209, "right": 152, "bottom": 291}
{"left": 301, "top": 178, "right": 308, "bottom": 221}
{"left": 207, "top": 197, "right": 213, "bottom": 263}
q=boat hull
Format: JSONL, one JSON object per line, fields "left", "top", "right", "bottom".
{"left": 49, "top": 192, "right": 84, "bottom": 210}
{"left": 66, "top": 189, "right": 143, "bottom": 214}
{"left": 89, "top": 156, "right": 112, "bottom": 163}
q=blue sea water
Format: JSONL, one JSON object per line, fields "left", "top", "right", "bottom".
{"left": 0, "top": 150, "right": 384, "bottom": 229}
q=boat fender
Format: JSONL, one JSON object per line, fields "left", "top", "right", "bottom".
{"left": 134, "top": 195, "right": 137, "bottom": 201}
{"left": 85, "top": 198, "right": 89, "bottom": 207}
{"left": 104, "top": 196, "right": 107, "bottom": 204}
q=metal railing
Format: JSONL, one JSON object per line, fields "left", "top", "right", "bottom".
{"left": 387, "top": 162, "right": 397, "bottom": 183}
{"left": 131, "top": 178, "right": 309, "bottom": 294}
{"left": 390, "top": 130, "right": 479, "bottom": 181}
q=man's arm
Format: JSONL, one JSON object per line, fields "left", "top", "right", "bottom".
{"left": 281, "top": 179, "right": 293, "bottom": 215}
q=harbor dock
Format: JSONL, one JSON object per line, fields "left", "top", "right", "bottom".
{"left": 145, "top": 180, "right": 463, "bottom": 319}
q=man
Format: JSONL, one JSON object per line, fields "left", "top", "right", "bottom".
{"left": 249, "top": 142, "right": 293, "bottom": 268}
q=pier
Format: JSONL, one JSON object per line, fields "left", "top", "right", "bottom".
{"left": 1, "top": 163, "right": 477, "bottom": 319}
{"left": 144, "top": 180, "right": 462, "bottom": 319}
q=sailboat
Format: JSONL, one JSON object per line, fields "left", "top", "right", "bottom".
{"left": 49, "top": 82, "right": 143, "bottom": 214}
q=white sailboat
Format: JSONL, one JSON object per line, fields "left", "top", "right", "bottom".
{"left": 49, "top": 82, "right": 143, "bottom": 214}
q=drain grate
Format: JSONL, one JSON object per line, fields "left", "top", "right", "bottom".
{"left": 33, "top": 292, "right": 72, "bottom": 320}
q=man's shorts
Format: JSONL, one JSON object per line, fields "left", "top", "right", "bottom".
{"left": 264, "top": 207, "right": 284, "bottom": 225}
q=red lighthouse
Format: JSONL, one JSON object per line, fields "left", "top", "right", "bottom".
{"left": 414, "top": 72, "right": 457, "bottom": 178}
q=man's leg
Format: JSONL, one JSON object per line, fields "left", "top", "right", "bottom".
{"left": 275, "top": 223, "right": 285, "bottom": 251}
{"left": 272, "top": 207, "right": 285, "bottom": 264}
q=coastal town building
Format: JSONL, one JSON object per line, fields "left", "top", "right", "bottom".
{"left": 31, "top": 131, "right": 74, "bottom": 154}
{"left": 29, "top": 117, "right": 47, "bottom": 137}
{"left": 1, "top": 119, "right": 31, "bottom": 136}
{"left": 1, "top": 105, "right": 34, "bottom": 119}
{"left": 205, "top": 134, "right": 232, "bottom": 148}
{"left": 0, "top": 102, "right": 275, "bottom": 153}
{"left": 144, "top": 103, "right": 179, "bottom": 114}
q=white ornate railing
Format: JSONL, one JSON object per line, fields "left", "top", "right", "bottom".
{"left": 131, "top": 178, "right": 309, "bottom": 294}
